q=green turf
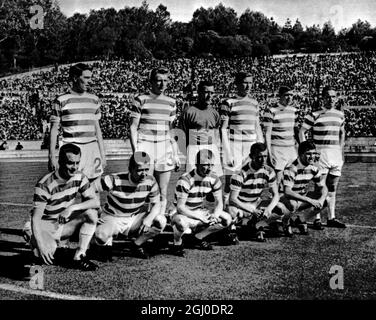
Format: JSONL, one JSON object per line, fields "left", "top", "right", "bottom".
{"left": 1, "top": 161, "right": 376, "bottom": 299}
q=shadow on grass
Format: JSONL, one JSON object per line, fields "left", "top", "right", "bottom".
{"left": 0, "top": 253, "right": 32, "bottom": 281}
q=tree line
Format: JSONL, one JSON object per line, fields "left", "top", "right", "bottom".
{"left": 2, "top": 0, "right": 376, "bottom": 75}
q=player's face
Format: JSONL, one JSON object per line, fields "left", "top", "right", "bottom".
{"left": 73, "top": 70, "right": 92, "bottom": 93}
{"left": 151, "top": 73, "right": 169, "bottom": 95}
{"left": 196, "top": 158, "right": 214, "bottom": 177}
{"left": 237, "top": 76, "right": 253, "bottom": 96}
{"left": 198, "top": 86, "right": 215, "bottom": 106}
{"left": 323, "top": 90, "right": 337, "bottom": 109}
{"left": 280, "top": 91, "right": 293, "bottom": 106}
{"left": 130, "top": 163, "right": 150, "bottom": 182}
{"left": 60, "top": 152, "right": 80, "bottom": 179}
{"left": 251, "top": 150, "right": 268, "bottom": 170}
{"left": 300, "top": 149, "right": 316, "bottom": 166}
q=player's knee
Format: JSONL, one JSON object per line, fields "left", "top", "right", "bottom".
{"left": 84, "top": 209, "right": 98, "bottom": 224}
{"left": 327, "top": 184, "right": 336, "bottom": 193}
{"left": 220, "top": 212, "right": 232, "bottom": 227}
{"left": 171, "top": 215, "right": 187, "bottom": 232}
{"left": 95, "top": 226, "right": 111, "bottom": 245}
{"left": 153, "top": 214, "right": 167, "bottom": 230}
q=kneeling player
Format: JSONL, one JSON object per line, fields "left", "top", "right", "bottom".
{"left": 94, "top": 151, "right": 166, "bottom": 260}
{"left": 228, "top": 143, "right": 280, "bottom": 242}
{"left": 31, "top": 144, "right": 99, "bottom": 271}
{"left": 275, "top": 141, "right": 328, "bottom": 236}
{"left": 170, "top": 149, "right": 233, "bottom": 257}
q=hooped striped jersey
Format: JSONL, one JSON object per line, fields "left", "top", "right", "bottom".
{"left": 96, "top": 172, "right": 160, "bottom": 217}
{"left": 283, "top": 158, "right": 322, "bottom": 195}
{"left": 175, "top": 169, "right": 222, "bottom": 210}
{"left": 220, "top": 95, "right": 260, "bottom": 143}
{"left": 302, "top": 108, "right": 344, "bottom": 148}
{"left": 33, "top": 171, "right": 94, "bottom": 221}
{"left": 230, "top": 158, "right": 276, "bottom": 203}
{"left": 50, "top": 91, "right": 101, "bottom": 144}
{"left": 263, "top": 104, "right": 298, "bottom": 147}
{"left": 130, "top": 93, "right": 176, "bottom": 143}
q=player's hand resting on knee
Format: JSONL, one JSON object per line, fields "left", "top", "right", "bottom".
{"left": 308, "top": 199, "right": 323, "bottom": 209}
{"left": 58, "top": 207, "right": 73, "bottom": 224}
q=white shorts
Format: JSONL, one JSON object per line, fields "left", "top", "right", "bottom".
{"left": 61, "top": 141, "right": 103, "bottom": 179}
{"left": 317, "top": 147, "right": 343, "bottom": 177}
{"left": 99, "top": 212, "right": 148, "bottom": 238}
{"left": 137, "top": 140, "right": 175, "bottom": 172}
{"left": 223, "top": 140, "right": 255, "bottom": 174}
{"left": 271, "top": 145, "right": 298, "bottom": 171}
{"left": 31, "top": 219, "right": 64, "bottom": 255}
{"left": 186, "top": 144, "right": 223, "bottom": 177}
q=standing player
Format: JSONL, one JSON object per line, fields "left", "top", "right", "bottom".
{"left": 299, "top": 86, "right": 346, "bottom": 228}
{"left": 228, "top": 143, "right": 280, "bottom": 242}
{"left": 171, "top": 149, "right": 234, "bottom": 257}
{"left": 264, "top": 86, "right": 299, "bottom": 189}
{"left": 129, "top": 68, "right": 180, "bottom": 217}
{"left": 275, "top": 141, "right": 328, "bottom": 235}
{"left": 95, "top": 151, "right": 165, "bottom": 260}
{"left": 48, "top": 63, "right": 106, "bottom": 182}
{"left": 182, "top": 80, "right": 222, "bottom": 177}
{"left": 31, "top": 144, "right": 99, "bottom": 270}
{"left": 220, "top": 72, "right": 264, "bottom": 206}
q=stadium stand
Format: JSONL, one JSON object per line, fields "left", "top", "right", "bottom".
{"left": 1, "top": 52, "right": 376, "bottom": 145}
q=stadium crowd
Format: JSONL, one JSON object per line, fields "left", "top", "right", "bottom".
{"left": 1, "top": 52, "right": 376, "bottom": 141}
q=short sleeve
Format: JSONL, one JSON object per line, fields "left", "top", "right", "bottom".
{"left": 230, "top": 173, "right": 244, "bottom": 192}
{"left": 302, "top": 113, "right": 315, "bottom": 130}
{"left": 33, "top": 182, "right": 51, "bottom": 204}
{"left": 283, "top": 167, "right": 296, "bottom": 188}
{"left": 99, "top": 175, "right": 115, "bottom": 192}
{"left": 268, "top": 169, "right": 277, "bottom": 187}
{"left": 129, "top": 96, "right": 142, "bottom": 119}
{"left": 79, "top": 175, "right": 95, "bottom": 200}
{"left": 175, "top": 177, "right": 190, "bottom": 201}
{"left": 147, "top": 179, "right": 160, "bottom": 204}
{"left": 263, "top": 108, "right": 274, "bottom": 126}
{"left": 212, "top": 176, "right": 222, "bottom": 195}
{"left": 95, "top": 100, "right": 101, "bottom": 120}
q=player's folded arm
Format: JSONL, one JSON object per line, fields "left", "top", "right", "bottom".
{"left": 176, "top": 197, "right": 204, "bottom": 222}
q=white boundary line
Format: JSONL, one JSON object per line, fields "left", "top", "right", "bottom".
{"left": 0, "top": 283, "right": 104, "bottom": 300}
{"left": 0, "top": 202, "right": 32, "bottom": 207}
{"left": 343, "top": 224, "right": 376, "bottom": 230}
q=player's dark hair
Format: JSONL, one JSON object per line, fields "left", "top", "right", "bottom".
{"left": 250, "top": 142, "right": 267, "bottom": 157}
{"left": 322, "top": 85, "right": 333, "bottom": 97}
{"left": 235, "top": 71, "right": 252, "bottom": 84}
{"left": 150, "top": 67, "right": 169, "bottom": 82}
{"left": 196, "top": 149, "right": 214, "bottom": 166}
{"left": 278, "top": 86, "right": 292, "bottom": 96}
{"left": 298, "top": 140, "right": 316, "bottom": 155}
{"left": 129, "top": 151, "right": 151, "bottom": 169}
{"left": 59, "top": 143, "right": 81, "bottom": 164}
{"left": 69, "top": 63, "right": 92, "bottom": 80}
{"left": 197, "top": 80, "right": 214, "bottom": 93}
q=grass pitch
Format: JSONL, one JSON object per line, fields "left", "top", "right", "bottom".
{"left": 0, "top": 160, "right": 376, "bottom": 300}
